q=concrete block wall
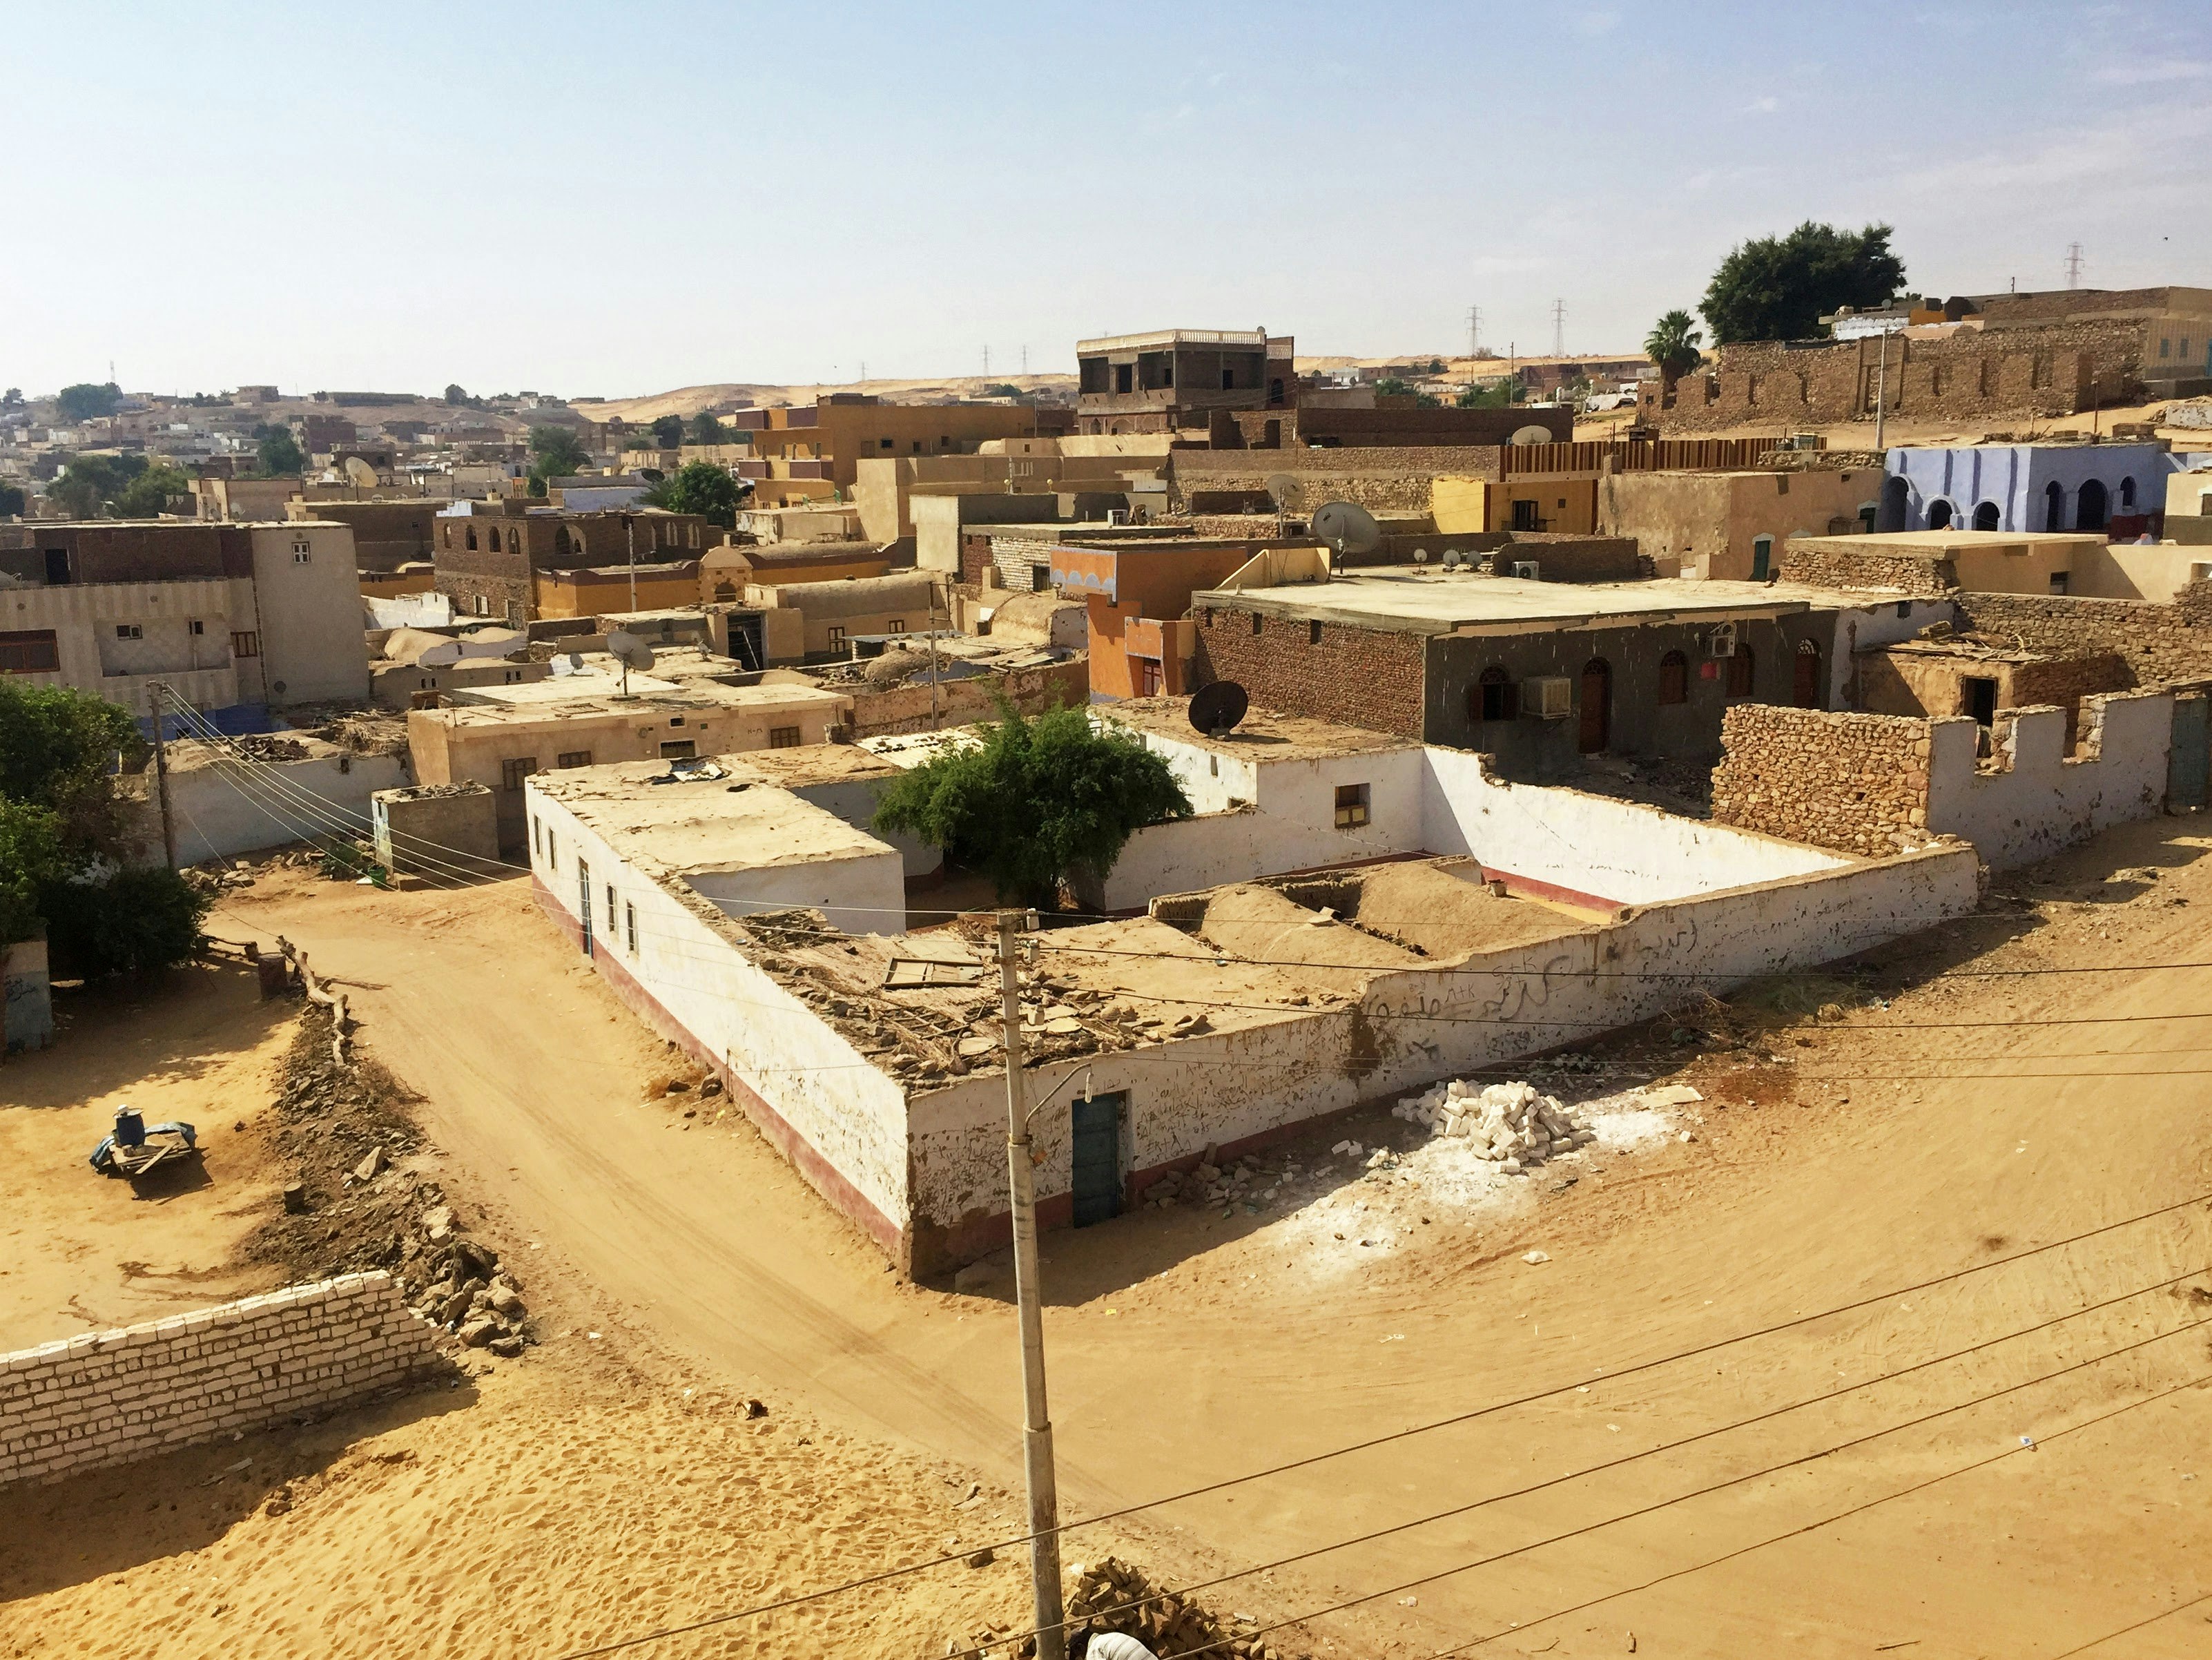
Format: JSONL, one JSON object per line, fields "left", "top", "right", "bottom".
{"left": 0, "top": 1272, "right": 438, "bottom": 1487}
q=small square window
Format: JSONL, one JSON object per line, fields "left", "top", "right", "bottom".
{"left": 827, "top": 626, "right": 846, "bottom": 648}
{"left": 115, "top": 623, "right": 142, "bottom": 640}
{"left": 556, "top": 749, "right": 592, "bottom": 769}
{"left": 188, "top": 619, "right": 205, "bottom": 635}
{"left": 231, "top": 630, "right": 260, "bottom": 657}
{"left": 659, "top": 739, "right": 697, "bottom": 759}
{"left": 768, "top": 725, "right": 802, "bottom": 749}
{"left": 501, "top": 756, "right": 537, "bottom": 791}
{"left": 888, "top": 618, "right": 905, "bottom": 633}
{"left": 1334, "top": 783, "right": 1370, "bottom": 829}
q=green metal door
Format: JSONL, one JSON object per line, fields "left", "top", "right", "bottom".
{"left": 1070, "top": 1093, "right": 1125, "bottom": 1228}
{"left": 2169, "top": 695, "right": 2209, "bottom": 811}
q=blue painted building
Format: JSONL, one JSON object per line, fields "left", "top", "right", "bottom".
{"left": 1879, "top": 443, "right": 2177, "bottom": 539}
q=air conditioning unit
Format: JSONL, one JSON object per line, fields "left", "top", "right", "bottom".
{"left": 1106, "top": 508, "right": 1129, "bottom": 525}
{"left": 1707, "top": 621, "right": 1738, "bottom": 659}
{"left": 1511, "top": 560, "right": 1540, "bottom": 580}
{"left": 1525, "top": 675, "right": 1573, "bottom": 718}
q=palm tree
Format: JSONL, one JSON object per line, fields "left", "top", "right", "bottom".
{"left": 1645, "top": 309, "right": 1705, "bottom": 383}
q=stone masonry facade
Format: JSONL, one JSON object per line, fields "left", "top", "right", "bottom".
{"left": 1777, "top": 542, "right": 1958, "bottom": 595}
{"left": 1710, "top": 704, "right": 1936, "bottom": 858}
{"left": 1, "top": 1272, "right": 438, "bottom": 1487}
{"left": 1190, "top": 608, "right": 1427, "bottom": 739}
{"left": 1645, "top": 320, "right": 2144, "bottom": 434}
{"left": 1958, "top": 586, "right": 2212, "bottom": 686}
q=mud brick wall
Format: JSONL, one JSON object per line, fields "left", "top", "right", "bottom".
{"left": 1710, "top": 704, "right": 1934, "bottom": 857}
{"left": 0, "top": 1273, "right": 438, "bottom": 1487}
{"left": 1647, "top": 320, "right": 2144, "bottom": 434}
{"left": 1170, "top": 446, "right": 1506, "bottom": 514}
{"left": 1190, "top": 608, "right": 1426, "bottom": 739}
{"left": 1776, "top": 541, "right": 1957, "bottom": 595}
{"left": 1959, "top": 584, "right": 2212, "bottom": 685}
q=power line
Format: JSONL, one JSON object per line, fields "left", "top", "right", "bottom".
{"left": 2041, "top": 1588, "right": 2212, "bottom": 1659}
{"left": 544, "top": 1193, "right": 2209, "bottom": 1657}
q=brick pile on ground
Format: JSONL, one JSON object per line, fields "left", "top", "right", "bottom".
{"left": 1390, "top": 1078, "right": 1596, "bottom": 1172}
{"left": 1066, "top": 1556, "right": 1293, "bottom": 1659}
{"left": 1141, "top": 1148, "right": 1308, "bottom": 1213}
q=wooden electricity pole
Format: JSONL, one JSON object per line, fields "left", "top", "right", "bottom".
{"left": 151, "top": 683, "right": 177, "bottom": 871}
{"left": 998, "top": 908, "right": 1065, "bottom": 1660}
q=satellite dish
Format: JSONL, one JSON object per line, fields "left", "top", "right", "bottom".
{"left": 1310, "top": 500, "right": 1382, "bottom": 572}
{"left": 606, "top": 628, "right": 656, "bottom": 695}
{"left": 549, "top": 651, "right": 585, "bottom": 677}
{"left": 416, "top": 641, "right": 463, "bottom": 668}
{"left": 1442, "top": 550, "right": 1462, "bottom": 571}
{"left": 1188, "top": 680, "right": 1249, "bottom": 737}
{"left": 342, "top": 455, "right": 378, "bottom": 488}
{"left": 1264, "top": 472, "right": 1303, "bottom": 513}
{"left": 1508, "top": 425, "right": 1555, "bottom": 446}
{"left": 1412, "top": 548, "right": 1428, "bottom": 564}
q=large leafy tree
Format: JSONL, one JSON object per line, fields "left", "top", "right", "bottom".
{"left": 255, "top": 424, "right": 304, "bottom": 476}
{"left": 641, "top": 460, "right": 748, "bottom": 529}
{"left": 527, "top": 423, "right": 592, "bottom": 491}
{"left": 873, "top": 703, "right": 1192, "bottom": 906}
{"left": 650, "top": 414, "right": 686, "bottom": 448}
{"left": 56, "top": 381, "right": 122, "bottom": 422}
{"left": 113, "top": 463, "right": 193, "bottom": 519}
{"left": 0, "top": 682, "right": 206, "bottom": 974}
{"left": 686, "top": 412, "right": 727, "bottom": 445}
{"left": 1700, "top": 222, "right": 1906, "bottom": 344}
{"left": 48, "top": 452, "right": 148, "bottom": 518}
{"left": 1644, "top": 309, "right": 1706, "bottom": 380}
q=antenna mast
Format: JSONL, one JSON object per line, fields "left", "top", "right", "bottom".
{"left": 1551, "top": 299, "right": 1566, "bottom": 360}
{"left": 2064, "top": 243, "right": 2085, "bottom": 289}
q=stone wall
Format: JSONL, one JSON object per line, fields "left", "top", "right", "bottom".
{"left": 1189, "top": 608, "right": 1427, "bottom": 739}
{"left": 1, "top": 1272, "right": 439, "bottom": 1487}
{"left": 1777, "top": 541, "right": 1957, "bottom": 594}
{"left": 1170, "top": 446, "right": 1507, "bottom": 514}
{"left": 1957, "top": 586, "right": 2212, "bottom": 686}
{"left": 1645, "top": 320, "right": 2144, "bottom": 434}
{"left": 1709, "top": 704, "right": 1934, "bottom": 857}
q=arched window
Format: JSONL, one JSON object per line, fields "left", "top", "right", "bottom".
{"left": 713, "top": 580, "right": 737, "bottom": 602}
{"left": 2077, "top": 479, "right": 2108, "bottom": 532}
{"left": 1928, "top": 499, "right": 1954, "bottom": 530}
{"left": 489, "top": 528, "right": 502, "bottom": 552}
{"left": 2119, "top": 476, "right": 2137, "bottom": 510}
{"left": 1727, "top": 641, "right": 1754, "bottom": 699}
{"left": 556, "top": 527, "right": 574, "bottom": 557}
{"left": 1793, "top": 638, "right": 1822, "bottom": 708}
{"left": 465, "top": 527, "right": 478, "bottom": 550}
{"left": 1973, "top": 501, "right": 2001, "bottom": 530}
{"left": 1658, "top": 650, "right": 1689, "bottom": 705}
{"left": 1472, "top": 666, "right": 1517, "bottom": 722}
{"left": 2044, "top": 480, "right": 2066, "bottom": 532}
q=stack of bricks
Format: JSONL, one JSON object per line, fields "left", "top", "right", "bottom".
{"left": 1709, "top": 704, "right": 1935, "bottom": 858}
{"left": 1, "top": 1271, "right": 438, "bottom": 1487}
{"left": 1960, "top": 585, "right": 2212, "bottom": 686}
{"left": 1776, "top": 541, "right": 1957, "bottom": 595}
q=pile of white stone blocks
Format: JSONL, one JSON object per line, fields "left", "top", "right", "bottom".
{"left": 1, "top": 1271, "right": 440, "bottom": 1487}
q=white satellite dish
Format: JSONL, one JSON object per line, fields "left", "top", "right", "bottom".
{"left": 416, "top": 641, "right": 463, "bottom": 668}
{"left": 342, "top": 455, "right": 379, "bottom": 489}
{"left": 1508, "top": 425, "right": 1555, "bottom": 447}
{"left": 1309, "top": 499, "right": 1382, "bottom": 574}
{"left": 605, "top": 628, "right": 655, "bottom": 696}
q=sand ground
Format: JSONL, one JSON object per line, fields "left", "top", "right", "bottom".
{"left": 7, "top": 815, "right": 2212, "bottom": 1657}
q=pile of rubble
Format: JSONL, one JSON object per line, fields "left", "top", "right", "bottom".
{"left": 1065, "top": 1556, "right": 1288, "bottom": 1659}
{"left": 1390, "top": 1079, "right": 1595, "bottom": 1172}
{"left": 407, "top": 1231, "right": 530, "bottom": 1359}
{"left": 1140, "top": 1148, "right": 1317, "bottom": 1213}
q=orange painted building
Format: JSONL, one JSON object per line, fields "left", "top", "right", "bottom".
{"left": 1050, "top": 539, "right": 1273, "bottom": 700}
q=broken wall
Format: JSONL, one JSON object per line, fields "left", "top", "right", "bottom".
{"left": 1709, "top": 704, "right": 1936, "bottom": 857}
{"left": 1925, "top": 690, "right": 2175, "bottom": 869}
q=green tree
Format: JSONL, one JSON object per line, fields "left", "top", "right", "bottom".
{"left": 1375, "top": 377, "right": 1414, "bottom": 398}
{"left": 2, "top": 387, "right": 23, "bottom": 407}
{"left": 527, "top": 423, "right": 592, "bottom": 489}
{"left": 641, "top": 460, "right": 747, "bottom": 529}
{"left": 56, "top": 381, "right": 122, "bottom": 422}
{"left": 871, "top": 702, "right": 1192, "bottom": 906}
{"left": 444, "top": 383, "right": 469, "bottom": 405}
{"left": 1455, "top": 381, "right": 1523, "bottom": 409}
{"left": 982, "top": 383, "right": 1022, "bottom": 398}
{"left": 1700, "top": 221, "right": 1906, "bottom": 345}
{"left": 255, "top": 425, "right": 304, "bottom": 476}
{"left": 1644, "top": 309, "right": 1706, "bottom": 380}
{"left": 112, "top": 463, "right": 193, "bottom": 519}
{"left": 0, "top": 681, "right": 204, "bottom": 975}
{"left": 0, "top": 483, "right": 25, "bottom": 517}
{"left": 48, "top": 453, "right": 148, "bottom": 518}
{"left": 686, "top": 412, "right": 727, "bottom": 445}
{"left": 650, "top": 414, "right": 686, "bottom": 448}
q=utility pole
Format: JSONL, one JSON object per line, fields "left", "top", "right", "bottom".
{"left": 150, "top": 684, "right": 177, "bottom": 871}
{"left": 927, "top": 586, "right": 941, "bottom": 726}
{"left": 982, "top": 345, "right": 991, "bottom": 380}
{"left": 1466, "top": 305, "right": 1480, "bottom": 360}
{"left": 2064, "top": 242, "right": 2085, "bottom": 289}
{"left": 998, "top": 909, "right": 1065, "bottom": 1660}
{"left": 1551, "top": 299, "right": 1566, "bottom": 360}
{"left": 1874, "top": 323, "right": 1892, "bottom": 453}
{"left": 625, "top": 514, "right": 637, "bottom": 613}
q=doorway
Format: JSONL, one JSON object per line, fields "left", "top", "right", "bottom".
{"left": 576, "top": 860, "right": 593, "bottom": 955}
{"left": 1927, "top": 499, "right": 1954, "bottom": 530}
{"left": 1972, "top": 500, "right": 2001, "bottom": 530}
{"left": 1578, "top": 659, "right": 1611, "bottom": 753}
{"left": 1792, "top": 640, "right": 1823, "bottom": 708}
{"left": 1964, "top": 676, "right": 1999, "bottom": 726}
{"left": 1750, "top": 535, "right": 1773, "bottom": 581}
{"left": 2077, "top": 479, "right": 2108, "bottom": 532}
{"left": 1070, "top": 1092, "right": 1125, "bottom": 1228}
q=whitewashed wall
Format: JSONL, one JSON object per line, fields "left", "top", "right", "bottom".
{"left": 1925, "top": 691, "right": 2173, "bottom": 870}
{"left": 151, "top": 751, "right": 411, "bottom": 866}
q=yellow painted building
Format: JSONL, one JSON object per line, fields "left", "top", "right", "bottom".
{"left": 1431, "top": 475, "right": 1598, "bottom": 537}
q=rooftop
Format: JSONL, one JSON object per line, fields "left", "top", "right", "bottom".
{"left": 1100, "top": 696, "right": 1421, "bottom": 761}
{"left": 527, "top": 758, "right": 889, "bottom": 880}
{"left": 1190, "top": 569, "right": 1859, "bottom": 635}
{"left": 1076, "top": 329, "right": 1269, "bottom": 354}
{"left": 436, "top": 674, "right": 847, "bottom": 721}
{"left": 1792, "top": 530, "right": 2110, "bottom": 560}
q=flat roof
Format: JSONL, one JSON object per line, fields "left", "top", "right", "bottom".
{"left": 1189, "top": 569, "right": 1852, "bottom": 635}
{"left": 437, "top": 674, "right": 846, "bottom": 720}
{"left": 1101, "top": 697, "right": 1422, "bottom": 760}
{"left": 1076, "top": 329, "right": 1269, "bottom": 354}
{"left": 1796, "top": 530, "right": 2108, "bottom": 556}
{"left": 529, "top": 758, "right": 889, "bottom": 879}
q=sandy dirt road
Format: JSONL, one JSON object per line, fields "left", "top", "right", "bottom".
{"left": 204, "top": 820, "right": 2212, "bottom": 1659}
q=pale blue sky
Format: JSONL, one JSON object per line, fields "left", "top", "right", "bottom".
{"left": 4, "top": 1, "right": 2205, "bottom": 398}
